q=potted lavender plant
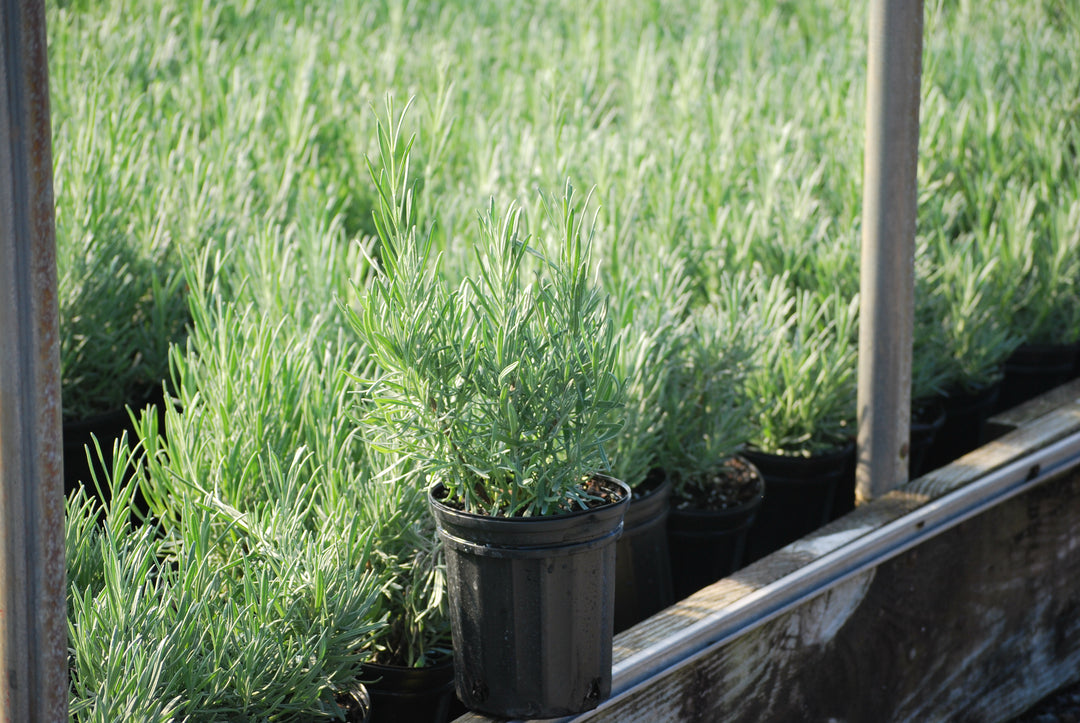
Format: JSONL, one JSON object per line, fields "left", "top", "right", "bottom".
{"left": 658, "top": 271, "right": 778, "bottom": 597}
{"left": 605, "top": 252, "right": 692, "bottom": 629}
{"left": 742, "top": 285, "right": 859, "bottom": 561}
{"left": 345, "top": 109, "right": 628, "bottom": 718}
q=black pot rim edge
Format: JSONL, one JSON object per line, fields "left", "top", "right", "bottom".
{"left": 428, "top": 475, "right": 631, "bottom": 525}
{"left": 667, "top": 455, "right": 766, "bottom": 519}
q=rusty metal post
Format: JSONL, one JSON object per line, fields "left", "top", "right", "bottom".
{"left": 0, "top": 0, "right": 67, "bottom": 720}
{"left": 856, "top": 0, "right": 923, "bottom": 504}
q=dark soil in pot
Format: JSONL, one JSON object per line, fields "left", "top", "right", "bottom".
{"left": 666, "top": 456, "right": 764, "bottom": 600}
{"left": 923, "top": 381, "right": 1001, "bottom": 473}
{"left": 361, "top": 656, "right": 455, "bottom": 723}
{"left": 614, "top": 470, "right": 674, "bottom": 632}
{"left": 428, "top": 476, "right": 630, "bottom": 719}
{"left": 996, "top": 342, "right": 1080, "bottom": 413}
{"left": 743, "top": 442, "right": 855, "bottom": 563}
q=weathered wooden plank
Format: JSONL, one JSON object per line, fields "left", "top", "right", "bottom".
{"left": 987, "top": 378, "right": 1080, "bottom": 435}
{"left": 572, "top": 466, "right": 1080, "bottom": 722}
{"left": 909, "top": 400, "right": 1080, "bottom": 498}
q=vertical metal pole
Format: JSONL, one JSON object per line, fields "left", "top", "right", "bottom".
{"left": 856, "top": 0, "right": 923, "bottom": 504}
{"left": 0, "top": 0, "right": 67, "bottom": 720}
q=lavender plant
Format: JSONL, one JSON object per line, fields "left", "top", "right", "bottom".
{"left": 68, "top": 433, "right": 388, "bottom": 722}
{"left": 346, "top": 104, "right": 624, "bottom": 517}
{"left": 919, "top": 230, "right": 1023, "bottom": 395}
{"left": 746, "top": 284, "right": 859, "bottom": 456}
{"left": 659, "top": 271, "right": 781, "bottom": 498}
{"left": 604, "top": 250, "right": 693, "bottom": 491}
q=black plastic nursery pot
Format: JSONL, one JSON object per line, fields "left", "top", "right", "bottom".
{"left": 742, "top": 443, "right": 855, "bottom": 563}
{"left": 361, "top": 656, "right": 455, "bottom": 723}
{"left": 997, "top": 342, "right": 1080, "bottom": 413}
{"left": 924, "top": 381, "right": 1001, "bottom": 473}
{"left": 63, "top": 404, "right": 139, "bottom": 497}
{"left": 909, "top": 400, "right": 947, "bottom": 480}
{"left": 666, "top": 460, "right": 765, "bottom": 601}
{"left": 62, "top": 385, "right": 167, "bottom": 511}
{"left": 614, "top": 472, "right": 675, "bottom": 633}
{"left": 428, "top": 476, "right": 631, "bottom": 719}
{"left": 336, "top": 684, "right": 372, "bottom": 723}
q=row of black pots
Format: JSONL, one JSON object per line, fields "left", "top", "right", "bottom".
{"left": 997, "top": 341, "right": 1080, "bottom": 414}
{"left": 388, "top": 393, "right": 974, "bottom": 722}
{"left": 430, "top": 431, "right": 974, "bottom": 717}
{"left": 334, "top": 384, "right": 1000, "bottom": 723}
{"left": 612, "top": 454, "right": 841, "bottom": 633}
{"left": 612, "top": 463, "right": 764, "bottom": 633}
{"left": 712, "top": 346, "right": 1075, "bottom": 566}
{"left": 921, "top": 341, "right": 1080, "bottom": 474}
{"left": 614, "top": 419, "right": 948, "bottom": 632}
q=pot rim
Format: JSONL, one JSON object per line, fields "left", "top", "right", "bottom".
{"left": 428, "top": 473, "right": 631, "bottom": 524}
{"left": 743, "top": 439, "right": 856, "bottom": 464}
{"left": 668, "top": 455, "right": 765, "bottom": 517}
{"left": 429, "top": 475, "right": 631, "bottom": 554}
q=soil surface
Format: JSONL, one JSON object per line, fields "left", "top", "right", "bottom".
{"left": 434, "top": 474, "right": 626, "bottom": 515}
{"left": 671, "top": 456, "right": 763, "bottom": 511}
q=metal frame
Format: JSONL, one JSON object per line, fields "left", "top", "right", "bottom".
{"left": 1, "top": 0, "right": 67, "bottom": 720}
{"left": 857, "top": 0, "right": 924, "bottom": 503}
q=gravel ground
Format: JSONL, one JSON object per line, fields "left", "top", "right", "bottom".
{"left": 1008, "top": 680, "right": 1080, "bottom": 723}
